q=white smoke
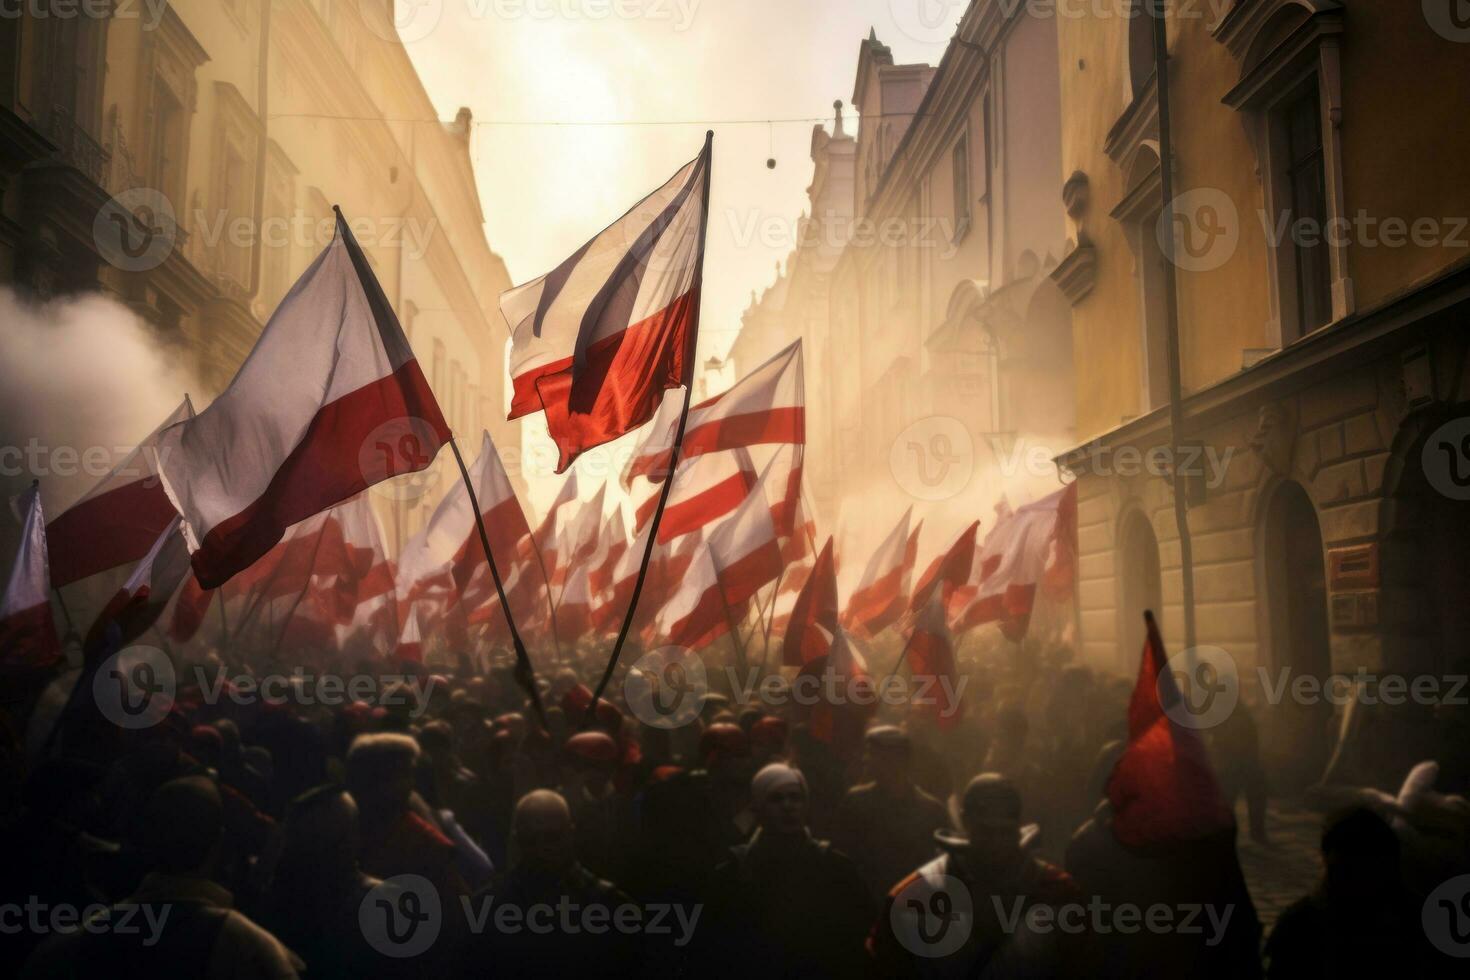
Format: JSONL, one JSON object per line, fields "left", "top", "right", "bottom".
{"left": 0, "top": 286, "right": 200, "bottom": 528}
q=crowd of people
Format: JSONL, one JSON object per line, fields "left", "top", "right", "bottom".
{"left": 3, "top": 626, "right": 1468, "bottom": 978}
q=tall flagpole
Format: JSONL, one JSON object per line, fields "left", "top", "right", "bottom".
{"left": 449, "top": 436, "right": 547, "bottom": 725}
{"left": 587, "top": 130, "right": 714, "bottom": 718}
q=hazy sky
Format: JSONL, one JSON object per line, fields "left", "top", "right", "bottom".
{"left": 403, "top": 0, "right": 964, "bottom": 506}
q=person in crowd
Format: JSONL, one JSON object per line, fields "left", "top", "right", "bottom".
{"left": 23, "top": 776, "right": 301, "bottom": 979}
{"left": 261, "top": 786, "right": 409, "bottom": 978}
{"left": 345, "top": 732, "right": 469, "bottom": 899}
{"left": 699, "top": 763, "right": 873, "bottom": 978}
{"left": 1264, "top": 807, "right": 1447, "bottom": 978}
{"left": 872, "top": 773, "right": 1094, "bottom": 978}
{"left": 459, "top": 789, "right": 638, "bottom": 979}
{"left": 831, "top": 725, "right": 950, "bottom": 899}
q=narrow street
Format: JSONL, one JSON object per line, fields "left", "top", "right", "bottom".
{"left": 1236, "top": 800, "right": 1324, "bottom": 935}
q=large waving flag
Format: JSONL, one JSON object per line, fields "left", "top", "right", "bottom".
{"left": 844, "top": 508, "right": 917, "bottom": 636}
{"left": 46, "top": 398, "right": 192, "bottom": 588}
{"left": 502, "top": 138, "right": 712, "bottom": 471}
{"left": 1107, "top": 611, "right": 1234, "bottom": 847}
{"left": 626, "top": 341, "right": 804, "bottom": 485}
{"left": 156, "top": 210, "right": 449, "bottom": 589}
{"left": 0, "top": 484, "right": 62, "bottom": 671}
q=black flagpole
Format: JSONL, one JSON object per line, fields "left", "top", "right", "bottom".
{"left": 449, "top": 436, "right": 547, "bottom": 726}
{"left": 586, "top": 131, "right": 714, "bottom": 719}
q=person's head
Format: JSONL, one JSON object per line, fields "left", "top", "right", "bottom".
{"left": 416, "top": 720, "right": 454, "bottom": 766}
{"left": 864, "top": 726, "right": 912, "bottom": 792}
{"left": 135, "top": 776, "right": 223, "bottom": 875}
{"left": 751, "top": 764, "right": 808, "bottom": 836}
{"left": 960, "top": 773, "right": 1023, "bottom": 873}
{"left": 345, "top": 733, "right": 420, "bottom": 820}
{"left": 513, "top": 789, "right": 576, "bottom": 874}
{"left": 1320, "top": 807, "right": 1401, "bottom": 903}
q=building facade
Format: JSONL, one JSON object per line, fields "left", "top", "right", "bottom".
{"left": 1052, "top": 0, "right": 1470, "bottom": 786}
{"left": 0, "top": 0, "right": 518, "bottom": 552}
{"left": 734, "top": 2, "right": 1075, "bottom": 540}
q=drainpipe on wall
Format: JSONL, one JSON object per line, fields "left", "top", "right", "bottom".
{"left": 1151, "top": 1, "right": 1199, "bottom": 651}
{"left": 248, "top": 0, "right": 271, "bottom": 301}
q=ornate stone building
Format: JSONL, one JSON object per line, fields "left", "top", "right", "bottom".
{"left": 734, "top": 3, "right": 1075, "bottom": 535}
{"left": 0, "top": 0, "right": 518, "bottom": 550}
{"left": 1052, "top": 0, "right": 1470, "bottom": 787}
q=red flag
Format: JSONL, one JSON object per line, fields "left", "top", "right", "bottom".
{"left": 782, "top": 537, "right": 837, "bottom": 667}
{"left": 157, "top": 211, "right": 449, "bottom": 589}
{"left": 905, "top": 591, "right": 964, "bottom": 732}
{"left": 0, "top": 484, "right": 61, "bottom": 671}
{"left": 1106, "top": 611, "right": 1233, "bottom": 848}
{"left": 844, "top": 508, "right": 917, "bottom": 635}
{"left": 46, "top": 398, "right": 192, "bottom": 587}
{"left": 503, "top": 139, "right": 711, "bottom": 471}
{"left": 799, "top": 627, "right": 874, "bottom": 752}
{"left": 909, "top": 521, "right": 979, "bottom": 617}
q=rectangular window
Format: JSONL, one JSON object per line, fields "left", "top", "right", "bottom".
{"left": 1284, "top": 80, "right": 1331, "bottom": 334}
{"left": 952, "top": 136, "right": 971, "bottom": 243}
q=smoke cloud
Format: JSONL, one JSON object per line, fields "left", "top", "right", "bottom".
{"left": 0, "top": 286, "right": 200, "bottom": 539}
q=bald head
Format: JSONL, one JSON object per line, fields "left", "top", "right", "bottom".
{"left": 513, "top": 789, "right": 576, "bottom": 874}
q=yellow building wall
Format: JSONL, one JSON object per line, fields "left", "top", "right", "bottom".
{"left": 1339, "top": 5, "right": 1470, "bottom": 309}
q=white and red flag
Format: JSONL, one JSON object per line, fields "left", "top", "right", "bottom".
{"left": 534, "top": 471, "right": 580, "bottom": 563}
{"left": 557, "top": 564, "right": 594, "bottom": 643}
{"left": 156, "top": 210, "right": 449, "bottom": 589}
{"left": 707, "top": 453, "right": 785, "bottom": 609}
{"left": 844, "top": 508, "right": 917, "bottom": 636}
{"left": 654, "top": 543, "right": 729, "bottom": 650}
{"left": 587, "top": 509, "right": 629, "bottom": 597}
{"left": 953, "top": 487, "right": 1072, "bottom": 637}
{"left": 397, "top": 432, "right": 527, "bottom": 598}
{"left": 0, "top": 484, "right": 62, "bottom": 670}
{"left": 554, "top": 484, "right": 606, "bottom": 587}
{"left": 46, "top": 398, "right": 193, "bottom": 588}
{"left": 626, "top": 341, "right": 804, "bottom": 485}
{"left": 636, "top": 448, "right": 755, "bottom": 544}
{"left": 84, "top": 516, "right": 192, "bottom": 657}
{"left": 397, "top": 603, "right": 426, "bottom": 664}
{"left": 502, "top": 138, "right": 712, "bottom": 472}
